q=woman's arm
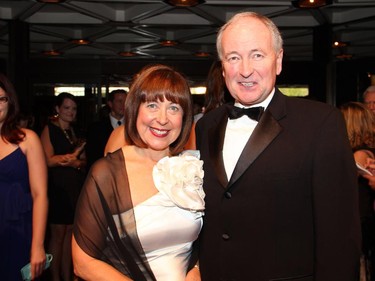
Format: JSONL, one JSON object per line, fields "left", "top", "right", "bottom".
{"left": 40, "top": 125, "right": 83, "bottom": 169}
{"left": 72, "top": 236, "right": 132, "bottom": 281}
{"left": 20, "top": 129, "right": 48, "bottom": 280}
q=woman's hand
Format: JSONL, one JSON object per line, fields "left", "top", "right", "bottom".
{"left": 73, "top": 141, "right": 86, "bottom": 158}
{"left": 360, "top": 159, "right": 375, "bottom": 190}
{"left": 58, "top": 153, "right": 78, "bottom": 166}
{"left": 362, "top": 173, "right": 375, "bottom": 190}
{"left": 30, "top": 246, "right": 46, "bottom": 280}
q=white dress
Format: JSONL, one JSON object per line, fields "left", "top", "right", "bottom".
{"left": 75, "top": 150, "right": 205, "bottom": 280}
{"left": 132, "top": 192, "right": 202, "bottom": 280}
{"left": 115, "top": 152, "right": 205, "bottom": 280}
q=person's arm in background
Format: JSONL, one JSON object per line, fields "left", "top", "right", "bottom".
{"left": 185, "top": 266, "right": 200, "bottom": 281}
{"left": 184, "top": 122, "right": 196, "bottom": 150}
{"left": 40, "top": 125, "right": 84, "bottom": 169}
{"left": 104, "top": 125, "right": 127, "bottom": 156}
{"left": 20, "top": 129, "right": 48, "bottom": 280}
{"left": 361, "top": 158, "right": 375, "bottom": 189}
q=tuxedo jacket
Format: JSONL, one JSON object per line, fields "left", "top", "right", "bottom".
{"left": 86, "top": 116, "right": 114, "bottom": 170}
{"left": 196, "top": 89, "right": 361, "bottom": 281}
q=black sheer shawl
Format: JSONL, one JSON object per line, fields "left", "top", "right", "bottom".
{"left": 73, "top": 149, "right": 156, "bottom": 280}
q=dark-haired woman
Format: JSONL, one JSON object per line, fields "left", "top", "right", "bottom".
{"left": 72, "top": 64, "right": 204, "bottom": 281}
{"left": 0, "top": 73, "right": 48, "bottom": 280}
{"left": 40, "top": 92, "right": 86, "bottom": 281}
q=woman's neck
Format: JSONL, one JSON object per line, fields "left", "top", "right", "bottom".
{"left": 132, "top": 146, "right": 169, "bottom": 163}
{"left": 57, "top": 118, "right": 70, "bottom": 130}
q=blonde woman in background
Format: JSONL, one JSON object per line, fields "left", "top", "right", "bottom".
{"left": 341, "top": 101, "right": 375, "bottom": 281}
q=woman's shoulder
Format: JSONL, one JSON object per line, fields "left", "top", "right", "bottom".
{"left": 20, "top": 128, "right": 40, "bottom": 144}
{"left": 18, "top": 128, "right": 43, "bottom": 154}
{"left": 90, "top": 149, "right": 125, "bottom": 174}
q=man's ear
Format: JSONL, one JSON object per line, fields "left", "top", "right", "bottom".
{"left": 276, "top": 49, "right": 283, "bottom": 75}
{"left": 107, "top": 100, "right": 113, "bottom": 109}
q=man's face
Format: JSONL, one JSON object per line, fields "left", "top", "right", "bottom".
{"left": 109, "top": 93, "right": 126, "bottom": 119}
{"left": 220, "top": 17, "right": 283, "bottom": 106}
{"left": 364, "top": 91, "right": 375, "bottom": 114}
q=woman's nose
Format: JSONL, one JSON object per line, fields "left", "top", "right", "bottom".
{"left": 156, "top": 109, "right": 168, "bottom": 125}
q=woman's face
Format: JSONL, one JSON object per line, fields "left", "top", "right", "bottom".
{"left": 136, "top": 98, "right": 183, "bottom": 153}
{"left": 56, "top": 98, "right": 77, "bottom": 124}
{"left": 0, "top": 87, "right": 9, "bottom": 127}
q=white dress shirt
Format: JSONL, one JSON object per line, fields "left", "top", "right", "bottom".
{"left": 223, "top": 90, "right": 275, "bottom": 180}
{"left": 109, "top": 114, "right": 124, "bottom": 129}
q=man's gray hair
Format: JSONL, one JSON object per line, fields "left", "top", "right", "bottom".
{"left": 216, "top": 11, "right": 283, "bottom": 61}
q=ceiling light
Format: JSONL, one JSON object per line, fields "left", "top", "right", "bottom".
{"left": 36, "top": 0, "right": 66, "bottom": 3}
{"left": 160, "top": 40, "right": 178, "bottom": 47}
{"left": 335, "top": 54, "right": 353, "bottom": 60}
{"left": 119, "top": 51, "right": 137, "bottom": 57}
{"left": 71, "top": 39, "right": 90, "bottom": 45}
{"left": 194, "top": 51, "right": 211, "bottom": 57}
{"left": 332, "top": 41, "right": 348, "bottom": 48}
{"left": 164, "top": 0, "right": 205, "bottom": 7}
{"left": 42, "top": 50, "right": 62, "bottom": 56}
{"left": 292, "top": 0, "right": 332, "bottom": 8}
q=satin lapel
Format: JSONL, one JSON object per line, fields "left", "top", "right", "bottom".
{"left": 208, "top": 113, "right": 229, "bottom": 188}
{"left": 228, "top": 109, "right": 283, "bottom": 186}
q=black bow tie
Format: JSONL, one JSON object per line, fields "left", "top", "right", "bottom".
{"left": 226, "top": 105, "right": 264, "bottom": 121}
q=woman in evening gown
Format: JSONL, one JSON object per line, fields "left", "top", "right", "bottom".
{"left": 40, "top": 92, "right": 86, "bottom": 281}
{"left": 0, "top": 73, "right": 48, "bottom": 280}
{"left": 72, "top": 64, "right": 204, "bottom": 281}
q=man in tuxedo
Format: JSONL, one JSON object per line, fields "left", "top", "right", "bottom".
{"left": 86, "top": 89, "right": 126, "bottom": 169}
{"left": 196, "top": 11, "right": 361, "bottom": 281}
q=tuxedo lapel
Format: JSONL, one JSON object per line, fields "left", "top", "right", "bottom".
{"left": 228, "top": 90, "right": 285, "bottom": 187}
{"left": 208, "top": 112, "right": 229, "bottom": 188}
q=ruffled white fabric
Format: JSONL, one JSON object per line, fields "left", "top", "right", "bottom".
{"left": 153, "top": 150, "right": 205, "bottom": 217}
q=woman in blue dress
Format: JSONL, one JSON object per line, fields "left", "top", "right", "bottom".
{"left": 0, "top": 73, "right": 48, "bottom": 280}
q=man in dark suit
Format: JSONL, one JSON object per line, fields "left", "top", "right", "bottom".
{"left": 86, "top": 89, "right": 126, "bottom": 169}
{"left": 196, "top": 11, "right": 361, "bottom": 281}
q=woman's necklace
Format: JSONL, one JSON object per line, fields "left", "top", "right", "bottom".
{"left": 57, "top": 120, "right": 76, "bottom": 145}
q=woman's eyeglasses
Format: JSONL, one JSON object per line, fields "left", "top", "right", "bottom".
{"left": 0, "top": 96, "right": 9, "bottom": 104}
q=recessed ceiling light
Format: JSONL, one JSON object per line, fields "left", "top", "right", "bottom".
{"left": 42, "top": 50, "right": 62, "bottom": 56}
{"left": 332, "top": 41, "right": 348, "bottom": 48}
{"left": 119, "top": 51, "right": 137, "bottom": 57}
{"left": 160, "top": 40, "right": 178, "bottom": 47}
{"left": 71, "top": 39, "right": 90, "bottom": 45}
{"left": 292, "top": 0, "right": 332, "bottom": 8}
{"left": 36, "top": 0, "right": 66, "bottom": 3}
{"left": 165, "top": 0, "right": 205, "bottom": 7}
{"left": 194, "top": 51, "right": 211, "bottom": 57}
{"left": 336, "top": 54, "right": 353, "bottom": 59}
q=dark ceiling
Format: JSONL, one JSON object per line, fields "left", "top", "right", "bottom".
{"left": 0, "top": 0, "right": 375, "bottom": 63}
